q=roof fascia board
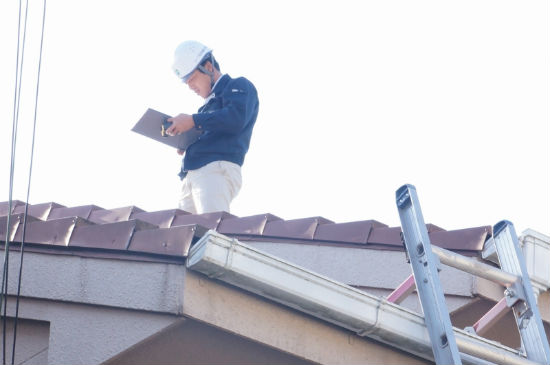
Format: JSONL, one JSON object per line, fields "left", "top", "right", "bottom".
{"left": 187, "top": 231, "right": 537, "bottom": 365}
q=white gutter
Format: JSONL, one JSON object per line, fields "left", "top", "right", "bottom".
{"left": 187, "top": 231, "right": 539, "bottom": 365}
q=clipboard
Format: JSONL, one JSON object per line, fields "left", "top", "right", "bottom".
{"left": 131, "top": 108, "right": 201, "bottom": 150}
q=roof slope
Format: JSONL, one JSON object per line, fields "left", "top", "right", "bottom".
{"left": 0, "top": 200, "right": 492, "bottom": 261}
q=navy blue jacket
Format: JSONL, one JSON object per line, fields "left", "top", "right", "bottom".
{"left": 179, "top": 74, "right": 259, "bottom": 179}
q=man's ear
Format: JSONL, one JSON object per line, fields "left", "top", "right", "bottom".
{"left": 206, "top": 61, "right": 214, "bottom": 73}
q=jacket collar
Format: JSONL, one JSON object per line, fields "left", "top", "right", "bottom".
{"left": 203, "top": 74, "right": 229, "bottom": 104}
{"left": 211, "top": 74, "right": 229, "bottom": 95}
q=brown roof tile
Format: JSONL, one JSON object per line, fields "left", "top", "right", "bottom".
{"left": 0, "top": 200, "right": 25, "bottom": 216}
{"left": 314, "top": 220, "right": 387, "bottom": 244}
{"left": 0, "top": 200, "right": 492, "bottom": 262}
{"left": 0, "top": 214, "right": 39, "bottom": 242}
{"left": 171, "top": 211, "right": 236, "bottom": 230}
{"left": 367, "top": 226, "right": 403, "bottom": 246}
{"left": 426, "top": 223, "right": 445, "bottom": 233}
{"left": 69, "top": 220, "right": 157, "bottom": 250}
{"left": 48, "top": 205, "right": 103, "bottom": 220}
{"left": 130, "top": 209, "right": 188, "bottom": 228}
{"left": 88, "top": 206, "right": 145, "bottom": 224}
{"left": 429, "top": 226, "right": 492, "bottom": 251}
{"left": 218, "top": 213, "right": 282, "bottom": 235}
{"left": 12, "top": 217, "right": 92, "bottom": 246}
{"left": 263, "top": 217, "right": 334, "bottom": 240}
{"left": 128, "top": 224, "right": 207, "bottom": 257}
{"left": 13, "top": 202, "right": 65, "bottom": 220}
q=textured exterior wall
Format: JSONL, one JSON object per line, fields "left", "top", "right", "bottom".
{"left": 0, "top": 317, "right": 49, "bottom": 365}
{"left": 246, "top": 241, "right": 475, "bottom": 294}
{"left": 105, "top": 319, "right": 320, "bottom": 365}
{"left": 183, "top": 270, "right": 429, "bottom": 365}
{"left": 1, "top": 251, "right": 184, "bottom": 364}
{"left": 0, "top": 249, "right": 430, "bottom": 365}
{"left": 246, "top": 241, "right": 476, "bottom": 299}
{"left": 2, "top": 296, "right": 179, "bottom": 365}
{"left": 5, "top": 240, "right": 535, "bottom": 364}
{"left": 3, "top": 252, "right": 186, "bottom": 313}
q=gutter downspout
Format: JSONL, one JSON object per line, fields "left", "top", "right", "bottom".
{"left": 187, "top": 230, "right": 540, "bottom": 365}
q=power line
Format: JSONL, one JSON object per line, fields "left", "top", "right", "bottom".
{"left": 11, "top": 0, "right": 47, "bottom": 363}
{"left": 1, "top": 0, "right": 25, "bottom": 361}
{"left": 2, "top": 0, "right": 47, "bottom": 363}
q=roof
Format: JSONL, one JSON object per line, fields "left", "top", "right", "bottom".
{"left": 2, "top": 200, "right": 546, "bottom": 365}
{"left": 0, "top": 200, "right": 492, "bottom": 261}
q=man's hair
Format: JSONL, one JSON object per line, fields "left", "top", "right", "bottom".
{"left": 201, "top": 53, "right": 220, "bottom": 72}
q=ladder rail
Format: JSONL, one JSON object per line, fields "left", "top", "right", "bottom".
{"left": 396, "top": 184, "right": 463, "bottom": 365}
{"left": 492, "top": 221, "right": 550, "bottom": 364}
{"left": 395, "top": 184, "right": 550, "bottom": 365}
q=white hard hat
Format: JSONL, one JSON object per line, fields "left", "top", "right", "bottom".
{"left": 172, "top": 40, "right": 212, "bottom": 82}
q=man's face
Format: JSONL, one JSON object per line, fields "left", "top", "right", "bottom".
{"left": 186, "top": 65, "right": 212, "bottom": 99}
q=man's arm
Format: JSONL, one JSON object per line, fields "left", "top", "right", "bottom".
{"left": 193, "top": 78, "right": 258, "bottom": 134}
{"left": 166, "top": 78, "right": 258, "bottom": 138}
{"left": 166, "top": 113, "right": 195, "bottom": 135}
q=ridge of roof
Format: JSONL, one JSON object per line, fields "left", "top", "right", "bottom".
{"left": 0, "top": 200, "right": 492, "bottom": 262}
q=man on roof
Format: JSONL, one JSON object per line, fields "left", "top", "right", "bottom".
{"left": 166, "top": 40, "right": 259, "bottom": 214}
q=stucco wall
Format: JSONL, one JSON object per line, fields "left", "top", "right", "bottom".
{"left": 0, "top": 317, "right": 49, "bottom": 365}
{"left": 247, "top": 241, "right": 474, "bottom": 294}
{"left": 0, "top": 250, "right": 429, "bottom": 365}
{"left": 2, "top": 297, "right": 179, "bottom": 365}
{"left": 246, "top": 241, "right": 476, "bottom": 314}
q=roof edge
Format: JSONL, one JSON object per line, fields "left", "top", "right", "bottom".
{"left": 187, "top": 230, "right": 535, "bottom": 365}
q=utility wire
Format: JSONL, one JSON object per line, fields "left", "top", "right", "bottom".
{"left": 1, "top": 0, "right": 43, "bottom": 363}
{"left": 1, "top": 0, "right": 24, "bottom": 363}
{"left": 11, "top": 0, "right": 47, "bottom": 364}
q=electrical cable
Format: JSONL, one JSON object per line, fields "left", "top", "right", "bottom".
{"left": 1, "top": 0, "right": 24, "bottom": 363}
{"left": 1, "top": 0, "right": 44, "bottom": 362}
{"left": 11, "top": 1, "right": 47, "bottom": 363}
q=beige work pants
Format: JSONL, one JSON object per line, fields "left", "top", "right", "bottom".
{"left": 178, "top": 161, "right": 242, "bottom": 214}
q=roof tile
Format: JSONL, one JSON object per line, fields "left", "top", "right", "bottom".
{"left": 426, "top": 223, "right": 445, "bottom": 233}
{"left": 12, "top": 217, "right": 92, "bottom": 246}
{"left": 218, "top": 213, "right": 282, "bottom": 235}
{"left": 89, "top": 206, "right": 145, "bottom": 224}
{"left": 130, "top": 209, "right": 188, "bottom": 228}
{"left": 0, "top": 214, "right": 39, "bottom": 242}
{"left": 13, "top": 202, "right": 65, "bottom": 221}
{"left": 263, "top": 217, "right": 334, "bottom": 240}
{"left": 128, "top": 224, "right": 208, "bottom": 257}
{"left": 429, "top": 226, "right": 492, "bottom": 251}
{"left": 171, "top": 211, "right": 236, "bottom": 230}
{"left": 0, "top": 199, "right": 494, "bottom": 261}
{"left": 314, "top": 220, "right": 387, "bottom": 244}
{"left": 48, "top": 205, "right": 103, "bottom": 220}
{"left": 0, "top": 200, "right": 25, "bottom": 216}
{"left": 69, "top": 220, "right": 157, "bottom": 250}
{"left": 367, "top": 226, "right": 403, "bottom": 246}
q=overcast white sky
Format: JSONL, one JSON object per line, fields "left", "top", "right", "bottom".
{"left": 0, "top": 1, "right": 548, "bottom": 236}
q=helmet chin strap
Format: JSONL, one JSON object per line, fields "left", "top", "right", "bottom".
{"left": 197, "top": 54, "right": 216, "bottom": 89}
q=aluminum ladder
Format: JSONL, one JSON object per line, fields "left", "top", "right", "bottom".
{"left": 391, "top": 184, "right": 550, "bottom": 365}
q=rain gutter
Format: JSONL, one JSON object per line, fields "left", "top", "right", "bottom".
{"left": 187, "top": 230, "right": 538, "bottom": 365}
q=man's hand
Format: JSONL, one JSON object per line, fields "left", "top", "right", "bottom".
{"left": 166, "top": 113, "right": 195, "bottom": 136}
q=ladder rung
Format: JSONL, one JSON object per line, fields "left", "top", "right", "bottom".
{"left": 431, "top": 245, "right": 519, "bottom": 287}
{"left": 471, "top": 297, "right": 511, "bottom": 336}
{"left": 387, "top": 274, "right": 415, "bottom": 304}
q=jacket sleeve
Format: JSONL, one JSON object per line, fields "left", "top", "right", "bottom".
{"left": 192, "top": 78, "right": 258, "bottom": 134}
